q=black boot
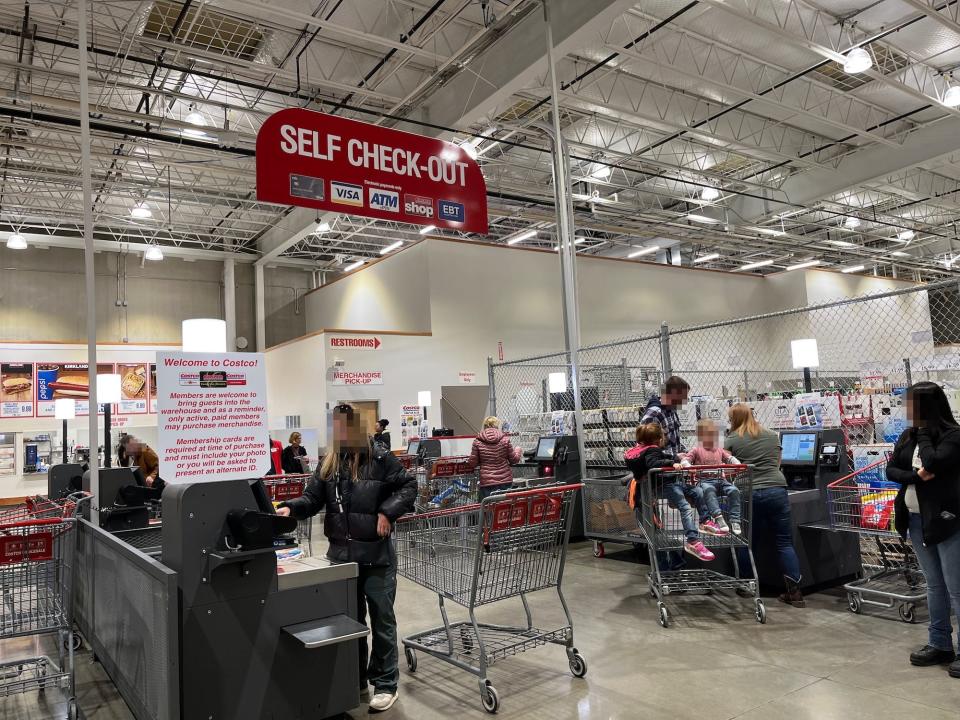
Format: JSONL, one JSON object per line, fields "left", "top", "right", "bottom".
{"left": 778, "top": 576, "right": 805, "bottom": 608}
{"left": 910, "top": 645, "right": 956, "bottom": 667}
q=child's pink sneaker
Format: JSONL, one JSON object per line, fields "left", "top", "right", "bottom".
{"left": 700, "top": 519, "right": 730, "bottom": 536}
{"left": 684, "top": 540, "right": 716, "bottom": 561}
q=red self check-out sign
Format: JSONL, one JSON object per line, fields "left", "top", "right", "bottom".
{"left": 255, "top": 108, "right": 488, "bottom": 234}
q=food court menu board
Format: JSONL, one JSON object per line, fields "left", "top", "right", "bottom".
{"left": 117, "top": 363, "right": 148, "bottom": 414}
{"left": 36, "top": 363, "right": 114, "bottom": 417}
{"left": 0, "top": 363, "right": 34, "bottom": 417}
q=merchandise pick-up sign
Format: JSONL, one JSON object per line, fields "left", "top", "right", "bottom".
{"left": 256, "top": 108, "right": 488, "bottom": 234}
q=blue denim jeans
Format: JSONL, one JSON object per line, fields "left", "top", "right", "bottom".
{"left": 700, "top": 480, "right": 742, "bottom": 524}
{"left": 908, "top": 513, "right": 960, "bottom": 652}
{"left": 736, "top": 486, "right": 800, "bottom": 582}
{"left": 479, "top": 483, "right": 511, "bottom": 500}
{"left": 663, "top": 481, "right": 702, "bottom": 542}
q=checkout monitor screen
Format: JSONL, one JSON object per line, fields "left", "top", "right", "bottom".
{"left": 407, "top": 439, "right": 420, "bottom": 456}
{"left": 781, "top": 432, "right": 818, "bottom": 465}
{"left": 535, "top": 436, "right": 558, "bottom": 461}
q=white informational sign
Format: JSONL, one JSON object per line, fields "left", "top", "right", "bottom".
{"left": 458, "top": 371, "right": 477, "bottom": 385}
{"left": 399, "top": 404, "right": 426, "bottom": 445}
{"left": 156, "top": 352, "right": 270, "bottom": 483}
{"left": 332, "top": 370, "right": 383, "bottom": 386}
{"left": 328, "top": 335, "right": 381, "bottom": 351}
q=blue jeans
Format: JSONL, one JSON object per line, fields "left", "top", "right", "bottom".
{"left": 737, "top": 486, "right": 800, "bottom": 583}
{"left": 700, "top": 480, "right": 742, "bottom": 524}
{"left": 479, "top": 483, "right": 511, "bottom": 500}
{"left": 909, "top": 513, "right": 960, "bottom": 652}
{"left": 663, "top": 481, "right": 702, "bottom": 542}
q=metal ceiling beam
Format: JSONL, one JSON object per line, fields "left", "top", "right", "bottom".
{"left": 255, "top": 207, "right": 333, "bottom": 266}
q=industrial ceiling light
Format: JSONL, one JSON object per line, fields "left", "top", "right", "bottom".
{"left": 130, "top": 202, "right": 152, "bottom": 219}
{"left": 574, "top": 237, "right": 588, "bottom": 245}
{"left": 842, "top": 47, "right": 872, "bottom": 74}
{"left": 419, "top": 225, "right": 436, "bottom": 235}
{"left": 700, "top": 186, "right": 720, "bottom": 201}
{"left": 315, "top": 221, "right": 331, "bottom": 233}
{"left": 756, "top": 227, "right": 786, "bottom": 236}
{"left": 786, "top": 259, "right": 822, "bottom": 271}
{"left": 380, "top": 240, "right": 403, "bottom": 255}
{"left": 844, "top": 216, "right": 861, "bottom": 229}
{"left": 342, "top": 259, "right": 365, "bottom": 272}
{"left": 896, "top": 229, "right": 915, "bottom": 242}
{"left": 144, "top": 244, "right": 164, "bottom": 261}
{"left": 458, "top": 140, "right": 479, "bottom": 160}
{"left": 738, "top": 259, "right": 774, "bottom": 271}
{"left": 183, "top": 109, "right": 207, "bottom": 138}
{"left": 943, "top": 85, "right": 960, "bottom": 107}
{"left": 627, "top": 245, "right": 659, "bottom": 258}
{"left": 693, "top": 252, "right": 720, "bottom": 264}
{"left": 590, "top": 163, "right": 611, "bottom": 180}
{"left": 891, "top": 250, "right": 910, "bottom": 258}
{"left": 829, "top": 240, "right": 857, "bottom": 248}
{"left": 6, "top": 232, "right": 26, "bottom": 250}
{"left": 506, "top": 229, "right": 537, "bottom": 245}
{"left": 841, "top": 264, "right": 865, "bottom": 274}
{"left": 686, "top": 213, "right": 719, "bottom": 224}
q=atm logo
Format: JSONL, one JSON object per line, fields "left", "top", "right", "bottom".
{"left": 369, "top": 188, "right": 399, "bottom": 212}
{"left": 331, "top": 181, "right": 363, "bottom": 206}
{"left": 438, "top": 200, "right": 464, "bottom": 223}
{"left": 404, "top": 194, "right": 433, "bottom": 218}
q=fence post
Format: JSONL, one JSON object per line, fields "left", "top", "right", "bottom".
{"left": 903, "top": 357, "right": 912, "bottom": 387}
{"left": 487, "top": 356, "right": 497, "bottom": 416}
{"left": 743, "top": 369, "right": 750, "bottom": 401}
{"left": 621, "top": 357, "right": 629, "bottom": 405}
{"left": 659, "top": 322, "right": 673, "bottom": 378}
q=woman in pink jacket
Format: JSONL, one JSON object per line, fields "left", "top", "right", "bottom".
{"left": 469, "top": 416, "right": 522, "bottom": 499}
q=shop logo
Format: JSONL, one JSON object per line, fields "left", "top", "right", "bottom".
{"left": 438, "top": 200, "right": 464, "bottom": 223}
{"left": 331, "top": 181, "right": 363, "bottom": 206}
{"left": 369, "top": 188, "right": 399, "bottom": 212}
{"left": 404, "top": 194, "right": 433, "bottom": 218}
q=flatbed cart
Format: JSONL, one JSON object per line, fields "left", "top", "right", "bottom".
{"left": 582, "top": 471, "right": 642, "bottom": 558}
{"left": 826, "top": 460, "right": 926, "bottom": 622}
{"left": 413, "top": 456, "right": 478, "bottom": 513}
{"left": 395, "top": 483, "right": 587, "bottom": 714}
{"left": 0, "top": 492, "right": 91, "bottom": 719}
{"left": 263, "top": 474, "right": 314, "bottom": 555}
{"left": 642, "top": 466, "right": 764, "bottom": 628}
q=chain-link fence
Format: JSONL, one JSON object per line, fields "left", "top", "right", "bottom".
{"left": 491, "top": 277, "right": 960, "bottom": 468}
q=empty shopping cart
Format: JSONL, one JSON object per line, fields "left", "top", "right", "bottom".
{"left": 826, "top": 460, "right": 926, "bottom": 622}
{"left": 395, "top": 483, "right": 586, "bottom": 714}
{"left": 641, "top": 466, "right": 763, "bottom": 627}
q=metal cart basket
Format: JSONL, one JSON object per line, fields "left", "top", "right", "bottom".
{"left": 0, "top": 493, "right": 90, "bottom": 718}
{"left": 413, "top": 456, "right": 478, "bottom": 513}
{"left": 826, "top": 460, "right": 926, "bottom": 622}
{"left": 395, "top": 483, "right": 586, "bottom": 714}
{"left": 582, "top": 472, "right": 642, "bottom": 558}
{"left": 642, "top": 466, "right": 764, "bottom": 627}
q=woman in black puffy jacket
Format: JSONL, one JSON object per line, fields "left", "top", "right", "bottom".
{"left": 886, "top": 382, "right": 960, "bottom": 676}
{"left": 278, "top": 403, "right": 415, "bottom": 712}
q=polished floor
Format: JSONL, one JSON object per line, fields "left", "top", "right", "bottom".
{"left": 6, "top": 542, "right": 960, "bottom": 720}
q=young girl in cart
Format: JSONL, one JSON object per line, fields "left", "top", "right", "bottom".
{"left": 625, "top": 423, "right": 716, "bottom": 562}
{"left": 681, "top": 419, "right": 744, "bottom": 536}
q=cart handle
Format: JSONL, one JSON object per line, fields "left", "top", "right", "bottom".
{"left": 0, "top": 517, "right": 69, "bottom": 531}
{"left": 396, "top": 482, "right": 584, "bottom": 523}
{"left": 826, "top": 459, "right": 890, "bottom": 489}
{"left": 263, "top": 473, "right": 311, "bottom": 480}
{"left": 649, "top": 464, "right": 748, "bottom": 474}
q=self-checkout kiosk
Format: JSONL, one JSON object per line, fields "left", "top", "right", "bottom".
{"left": 532, "top": 435, "right": 585, "bottom": 538}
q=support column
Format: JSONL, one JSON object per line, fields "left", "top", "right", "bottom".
{"left": 223, "top": 258, "right": 237, "bottom": 351}
{"left": 255, "top": 263, "right": 266, "bottom": 352}
{"left": 77, "top": 0, "right": 98, "bottom": 512}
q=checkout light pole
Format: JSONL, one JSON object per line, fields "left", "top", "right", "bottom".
{"left": 55, "top": 399, "right": 75, "bottom": 464}
{"left": 542, "top": 0, "right": 587, "bottom": 483}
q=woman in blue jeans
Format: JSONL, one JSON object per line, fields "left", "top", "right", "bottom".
{"left": 725, "top": 404, "right": 804, "bottom": 607}
{"left": 886, "top": 382, "right": 960, "bottom": 677}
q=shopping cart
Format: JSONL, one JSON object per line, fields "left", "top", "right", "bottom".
{"left": 395, "top": 483, "right": 586, "bottom": 714}
{"left": 413, "top": 456, "right": 478, "bottom": 513}
{"left": 826, "top": 460, "right": 926, "bottom": 622}
{"left": 0, "top": 492, "right": 91, "bottom": 718}
{"left": 582, "top": 472, "right": 642, "bottom": 558}
{"left": 641, "top": 466, "right": 763, "bottom": 627}
{"left": 263, "top": 474, "right": 314, "bottom": 555}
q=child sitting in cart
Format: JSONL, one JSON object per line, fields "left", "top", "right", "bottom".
{"left": 625, "top": 423, "right": 716, "bottom": 562}
{"left": 680, "top": 419, "right": 743, "bottom": 536}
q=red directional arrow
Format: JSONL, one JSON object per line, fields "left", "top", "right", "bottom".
{"left": 374, "top": 337, "right": 381, "bottom": 349}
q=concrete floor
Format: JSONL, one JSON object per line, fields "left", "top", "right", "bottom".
{"left": 4, "top": 543, "right": 960, "bottom": 720}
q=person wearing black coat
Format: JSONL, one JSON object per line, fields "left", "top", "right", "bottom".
{"left": 281, "top": 431, "right": 308, "bottom": 474}
{"left": 886, "top": 382, "right": 960, "bottom": 676}
{"left": 373, "top": 419, "right": 391, "bottom": 451}
{"left": 278, "top": 404, "right": 415, "bottom": 712}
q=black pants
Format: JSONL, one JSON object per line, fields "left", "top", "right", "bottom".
{"left": 357, "top": 563, "right": 399, "bottom": 694}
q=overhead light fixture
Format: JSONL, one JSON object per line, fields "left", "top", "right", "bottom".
{"left": 738, "top": 259, "right": 774, "bottom": 271}
{"left": 756, "top": 227, "right": 787, "bottom": 237}
{"left": 315, "top": 221, "right": 331, "bottom": 233}
{"left": 700, "top": 186, "right": 720, "bottom": 201}
{"left": 829, "top": 240, "right": 857, "bottom": 248}
{"left": 627, "top": 245, "right": 659, "bottom": 259}
{"left": 96, "top": 373, "right": 123, "bottom": 405}
{"left": 791, "top": 338, "right": 820, "bottom": 369}
{"left": 693, "top": 252, "right": 720, "bottom": 264}
{"left": 786, "top": 259, "right": 822, "bottom": 271}
{"left": 144, "top": 244, "right": 164, "bottom": 261}
{"left": 380, "top": 240, "right": 403, "bottom": 255}
{"left": 131, "top": 202, "right": 152, "bottom": 219}
{"left": 943, "top": 85, "right": 960, "bottom": 107}
{"left": 896, "top": 230, "right": 915, "bottom": 242}
{"left": 548, "top": 373, "right": 566, "bottom": 394}
{"left": 342, "top": 259, "right": 365, "bottom": 272}
{"left": 458, "top": 140, "right": 479, "bottom": 160}
{"left": 891, "top": 250, "right": 910, "bottom": 258}
{"left": 183, "top": 110, "right": 207, "bottom": 138}
{"left": 842, "top": 47, "right": 872, "bottom": 74}
{"left": 844, "top": 216, "right": 861, "bottom": 229}
{"left": 419, "top": 225, "right": 436, "bottom": 235}
{"left": 687, "top": 213, "right": 719, "bottom": 224}
{"left": 841, "top": 264, "right": 865, "bottom": 274}
{"left": 6, "top": 232, "right": 26, "bottom": 250}
{"left": 590, "top": 163, "right": 611, "bottom": 180}
{"left": 182, "top": 319, "right": 226, "bottom": 352}
{"left": 574, "top": 237, "right": 588, "bottom": 245}
{"left": 507, "top": 229, "right": 537, "bottom": 245}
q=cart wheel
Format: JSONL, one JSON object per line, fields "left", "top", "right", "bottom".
{"left": 405, "top": 647, "right": 418, "bottom": 672}
{"left": 657, "top": 603, "right": 670, "bottom": 628}
{"left": 899, "top": 603, "right": 916, "bottom": 624}
{"left": 67, "top": 699, "right": 78, "bottom": 720}
{"left": 481, "top": 682, "right": 500, "bottom": 714}
{"left": 755, "top": 601, "right": 767, "bottom": 624}
{"left": 568, "top": 652, "right": 588, "bottom": 678}
{"left": 593, "top": 542, "right": 605, "bottom": 559}
{"left": 65, "top": 632, "right": 82, "bottom": 652}
{"left": 847, "top": 593, "right": 862, "bottom": 614}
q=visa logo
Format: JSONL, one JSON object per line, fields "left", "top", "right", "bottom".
{"left": 331, "top": 181, "right": 363, "bottom": 206}
{"left": 438, "top": 200, "right": 464, "bottom": 223}
{"left": 369, "top": 188, "right": 399, "bottom": 212}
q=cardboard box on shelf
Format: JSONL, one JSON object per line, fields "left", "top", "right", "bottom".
{"left": 589, "top": 498, "right": 638, "bottom": 533}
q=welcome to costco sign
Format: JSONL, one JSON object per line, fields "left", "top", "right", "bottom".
{"left": 256, "top": 108, "right": 488, "bottom": 234}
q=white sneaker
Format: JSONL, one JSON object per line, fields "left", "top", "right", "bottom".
{"left": 714, "top": 515, "right": 730, "bottom": 533}
{"left": 731, "top": 522, "right": 743, "bottom": 535}
{"left": 370, "top": 691, "right": 398, "bottom": 712}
